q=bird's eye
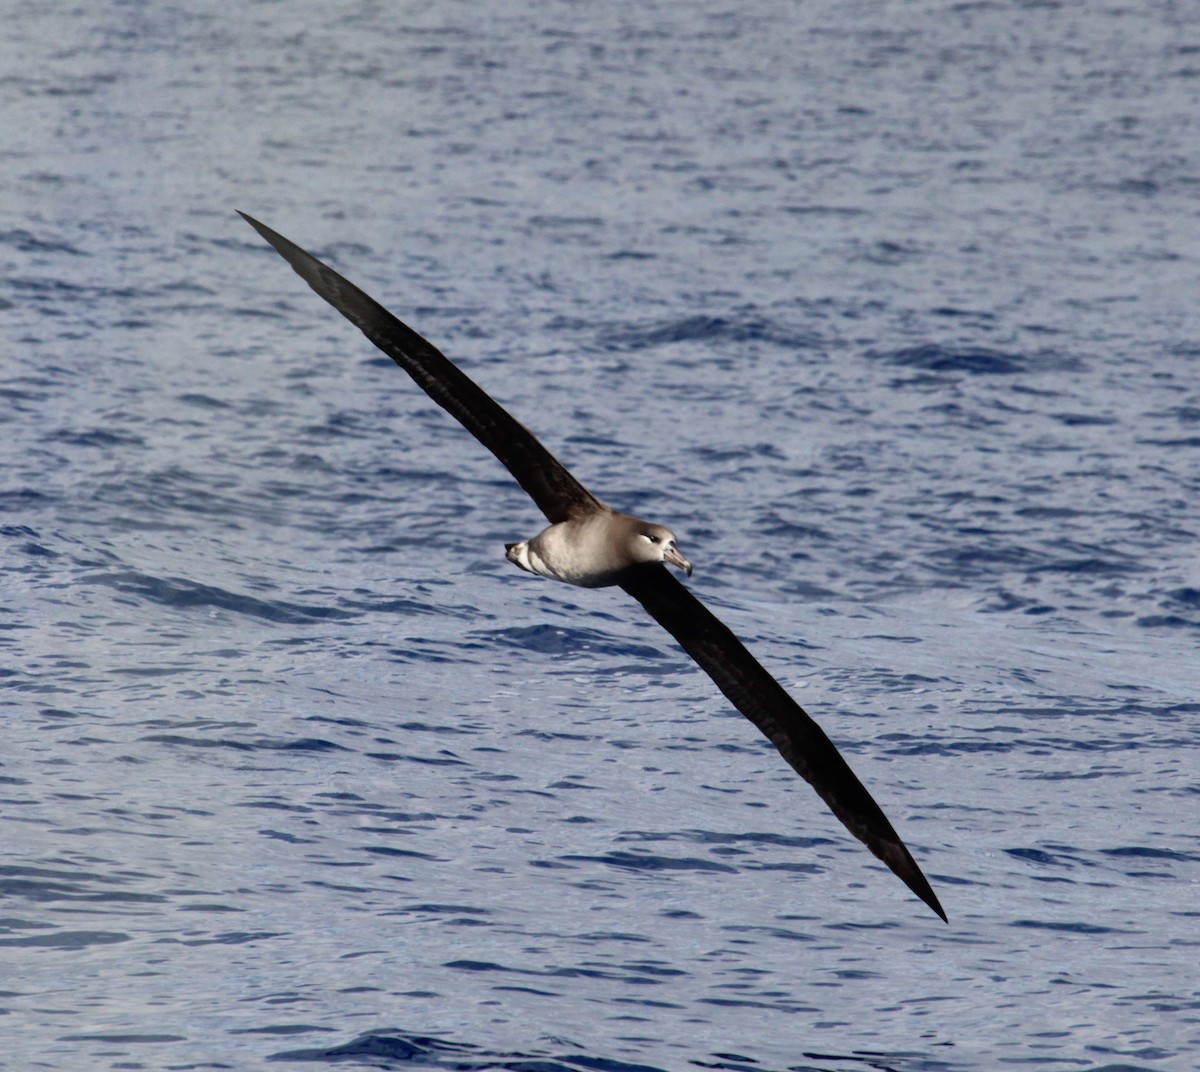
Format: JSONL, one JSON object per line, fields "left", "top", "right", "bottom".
{"left": 644, "top": 533, "right": 660, "bottom": 544}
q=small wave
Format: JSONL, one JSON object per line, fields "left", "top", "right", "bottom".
{"left": 1136, "top": 613, "right": 1198, "bottom": 629}
{"left": 476, "top": 623, "right": 665, "bottom": 660}
{"left": 42, "top": 427, "right": 146, "bottom": 449}
{"left": 1028, "top": 556, "right": 1138, "bottom": 577}
{"left": 869, "top": 344, "right": 1028, "bottom": 375}
{"left": 602, "top": 312, "right": 817, "bottom": 352}
{"left": 0, "top": 930, "right": 129, "bottom": 949}
{"left": 1011, "top": 919, "right": 1128, "bottom": 935}
{"left": 271, "top": 1029, "right": 672, "bottom": 1071}
{"left": 558, "top": 850, "right": 739, "bottom": 875}
{"left": 0, "top": 229, "right": 86, "bottom": 255}
{"left": 142, "top": 734, "right": 349, "bottom": 753}
{"left": 1163, "top": 587, "right": 1200, "bottom": 608}
{"left": 85, "top": 570, "right": 357, "bottom": 624}
{"left": 177, "top": 392, "right": 233, "bottom": 411}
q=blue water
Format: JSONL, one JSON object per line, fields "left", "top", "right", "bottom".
{"left": 3, "top": 2, "right": 1199, "bottom": 1070}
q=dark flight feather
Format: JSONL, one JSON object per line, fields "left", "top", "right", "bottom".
{"left": 238, "top": 212, "right": 602, "bottom": 524}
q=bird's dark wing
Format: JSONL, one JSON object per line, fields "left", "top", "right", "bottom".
{"left": 239, "top": 212, "right": 603, "bottom": 524}
{"left": 620, "top": 565, "right": 946, "bottom": 922}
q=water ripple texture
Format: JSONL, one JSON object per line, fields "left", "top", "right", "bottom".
{"left": 3, "top": 3, "right": 1199, "bottom": 1071}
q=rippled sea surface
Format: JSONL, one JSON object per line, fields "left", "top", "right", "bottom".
{"left": 4, "top": 3, "right": 1199, "bottom": 1070}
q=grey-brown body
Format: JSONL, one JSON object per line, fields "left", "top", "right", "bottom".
{"left": 506, "top": 511, "right": 691, "bottom": 588}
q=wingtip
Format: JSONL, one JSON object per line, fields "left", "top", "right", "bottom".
{"left": 237, "top": 210, "right": 272, "bottom": 240}
{"left": 902, "top": 857, "right": 948, "bottom": 923}
{"left": 236, "top": 212, "right": 319, "bottom": 284}
{"left": 880, "top": 837, "right": 947, "bottom": 922}
{"left": 901, "top": 873, "right": 947, "bottom": 923}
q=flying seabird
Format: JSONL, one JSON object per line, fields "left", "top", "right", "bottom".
{"left": 239, "top": 211, "right": 947, "bottom": 923}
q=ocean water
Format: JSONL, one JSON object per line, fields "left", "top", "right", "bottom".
{"left": 3, "top": 2, "right": 1199, "bottom": 1070}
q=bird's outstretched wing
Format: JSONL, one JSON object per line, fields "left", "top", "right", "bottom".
{"left": 621, "top": 566, "right": 946, "bottom": 922}
{"left": 239, "top": 211, "right": 603, "bottom": 524}
{"left": 240, "top": 212, "right": 945, "bottom": 921}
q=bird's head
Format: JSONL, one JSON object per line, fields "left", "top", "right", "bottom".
{"left": 633, "top": 523, "right": 692, "bottom": 577}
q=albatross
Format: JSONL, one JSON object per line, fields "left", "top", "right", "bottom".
{"left": 239, "top": 211, "right": 947, "bottom": 923}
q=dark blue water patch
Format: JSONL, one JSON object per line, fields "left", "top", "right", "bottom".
{"left": 177, "top": 391, "right": 233, "bottom": 411}
{"left": 600, "top": 311, "right": 820, "bottom": 354}
{"left": 444, "top": 959, "right": 522, "bottom": 975}
{"left": 0, "top": 865, "right": 165, "bottom": 904}
{"left": 261, "top": 829, "right": 318, "bottom": 845}
{"left": 363, "top": 750, "right": 470, "bottom": 767}
{"left": 1003, "top": 847, "right": 1079, "bottom": 869}
{"left": 1162, "top": 587, "right": 1200, "bottom": 608}
{"left": 0, "top": 930, "right": 129, "bottom": 948}
{"left": 930, "top": 305, "right": 998, "bottom": 325}
{"left": 382, "top": 639, "right": 492, "bottom": 666}
{"left": 9, "top": 275, "right": 143, "bottom": 308}
{"left": 604, "top": 249, "right": 656, "bottom": 261}
{"left": 166, "top": 930, "right": 285, "bottom": 947}
{"left": 931, "top": 541, "right": 1042, "bottom": 573}
{"left": 0, "top": 385, "right": 53, "bottom": 411}
{"left": 231, "top": 1024, "right": 338, "bottom": 1037}
{"left": 57, "top": 1032, "right": 186, "bottom": 1044}
{"left": 720, "top": 923, "right": 817, "bottom": 944}
{"left": 1011, "top": 919, "right": 1128, "bottom": 936}
{"left": 1050, "top": 412, "right": 1118, "bottom": 427}
{"left": 404, "top": 903, "right": 492, "bottom": 918}
{"left": 1100, "top": 846, "right": 1198, "bottom": 863}
{"left": 881, "top": 734, "right": 1034, "bottom": 758}
{"left": 0, "top": 487, "right": 53, "bottom": 508}
{"left": 476, "top": 623, "right": 666, "bottom": 661}
{"left": 42, "top": 426, "right": 147, "bottom": 448}
{"left": 776, "top": 577, "right": 840, "bottom": 602}
{"left": 303, "top": 714, "right": 372, "bottom": 730}
{"left": 362, "top": 847, "right": 443, "bottom": 861}
{"left": 613, "top": 829, "right": 832, "bottom": 852}
{"left": 694, "top": 442, "right": 788, "bottom": 465}
{"left": 511, "top": 729, "right": 595, "bottom": 744}
{"left": 1153, "top": 403, "right": 1200, "bottom": 424}
{"left": 441, "top": 959, "right": 683, "bottom": 989}
{"left": 0, "top": 229, "right": 86, "bottom": 255}
{"left": 343, "top": 594, "right": 447, "bottom": 618}
{"left": 271, "top": 1029, "right": 672, "bottom": 1070}
{"left": 868, "top": 344, "right": 1027, "bottom": 375}
{"left": 142, "top": 733, "right": 349, "bottom": 753}
{"left": 1011, "top": 505, "right": 1086, "bottom": 520}
{"left": 301, "top": 409, "right": 375, "bottom": 441}
{"left": 557, "top": 851, "right": 739, "bottom": 875}
{"left": 758, "top": 512, "right": 832, "bottom": 542}
{"left": 782, "top": 202, "right": 867, "bottom": 218}
{"left": 389, "top": 720, "right": 482, "bottom": 738}
{"left": 870, "top": 343, "right": 1087, "bottom": 379}
{"left": 1, "top": 524, "right": 59, "bottom": 559}
{"left": 1130, "top": 434, "right": 1200, "bottom": 448}
{"left": 1135, "top": 613, "right": 1198, "bottom": 629}
{"left": 529, "top": 214, "right": 605, "bottom": 230}
{"left": 745, "top": 859, "right": 823, "bottom": 876}
{"left": 853, "top": 238, "right": 923, "bottom": 266}
{"left": 981, "top": 589, "right": 1057, "bottom": 614}
{"left": 85, "top": 570, "right": 359, "bottom": 623}
{"left": 1028, "top": 556, "right": 1138, "bottom": 577}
